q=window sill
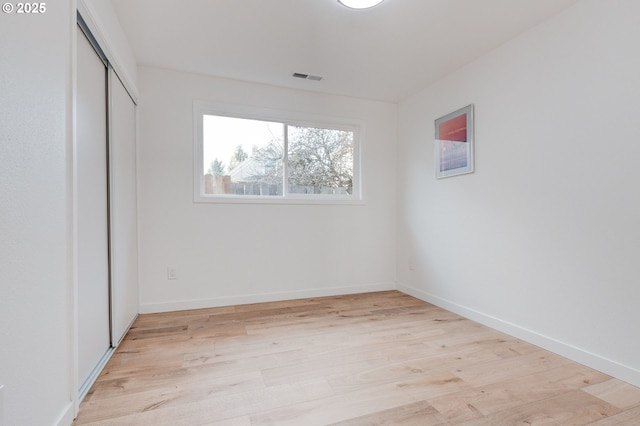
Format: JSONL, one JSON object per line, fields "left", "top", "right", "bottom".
{"left": 193, "top": 194, "right": 365, "bottom": 206}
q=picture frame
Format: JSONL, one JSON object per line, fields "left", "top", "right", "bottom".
{"left": 435, "top": 104, "right": 474, "bottom": 179}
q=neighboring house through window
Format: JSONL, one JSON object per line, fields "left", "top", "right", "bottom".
{"left": 194, "top": 101, "right": 362, "bottom": 204}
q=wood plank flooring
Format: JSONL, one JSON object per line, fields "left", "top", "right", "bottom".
{"left": 73, "top": 291, "right": 640, "bottom": 425}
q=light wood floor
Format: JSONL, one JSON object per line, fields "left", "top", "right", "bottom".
{"left": 74, "top": 291, "right": 640, "bottom": 425}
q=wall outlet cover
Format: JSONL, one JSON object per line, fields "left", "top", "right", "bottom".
{"left": 167, "top": 267, "right": 177, "bottom": 280}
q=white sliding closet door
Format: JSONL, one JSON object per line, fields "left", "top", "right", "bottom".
{"left": 109, "top": 69, "right": 138, "bottom": 344}
{"left": 76, "top": 26, "right": 111, "bottom": 391}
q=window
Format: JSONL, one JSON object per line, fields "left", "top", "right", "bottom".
{"left": 194, "top": 102, "right": 361, "bottom": 203}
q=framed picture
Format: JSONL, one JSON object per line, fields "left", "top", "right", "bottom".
{"left": 435, "top": 104, "right": 474, "bottom": 179}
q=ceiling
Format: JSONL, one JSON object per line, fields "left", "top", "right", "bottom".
{"left": 109, "top": 0, "right": 580, "bottom": 103}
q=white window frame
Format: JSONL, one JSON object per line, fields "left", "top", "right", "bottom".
{"left": 193, "top": 100, "right": 363, "bottom": 204}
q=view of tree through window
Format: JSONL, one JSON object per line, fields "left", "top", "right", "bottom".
{"left": 202, "top": 114, "right": 355, "bottom": 198}
{"left": 288, "top": 126, "right": 353, "bottom": 195}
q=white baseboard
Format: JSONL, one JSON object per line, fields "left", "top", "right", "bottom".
{"left": 139, "top": 282, "right": 396, "bottom": 314}
{"left": 397, "top": 282, "right": 640, "bottom": 388}
{"left": 54, "top": 402, "right": 74, "bottom": 426}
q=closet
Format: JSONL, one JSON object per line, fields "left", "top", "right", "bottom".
{"left": 76, "top": 17, "right": 138, "bottom": 398}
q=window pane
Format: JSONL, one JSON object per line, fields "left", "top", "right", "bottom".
{"left": 287, "top": 126, "right": 354, "bottom": 195}
{"left": 203, "top": 115, "right": 284, "bottom": 196}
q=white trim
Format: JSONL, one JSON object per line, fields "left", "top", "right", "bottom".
{"left": 191, "top": 194, "right": 365, "bottom": 206}
{"left": 397, "top": 283, "right": 640, "bottom": 388}
{"left": 192, "top": 100, "right": 363, "bottom": 205}
{"left": 140, "top": 282, "right": 395, "bottom": 314}
{"left": 70, "top": 1, "right": 80, "bottom": 416}
{"left": 135, "top": 91, "right": 143, "bottom": 321}
{"left": 54, "top": 402, "right": 74, "bottom": 426}
{"left": 0, "top": 385, "right": 4, "bottom": 426}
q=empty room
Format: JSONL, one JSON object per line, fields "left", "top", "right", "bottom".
{"left": 1, "top": 0, "right": 640, "bottom": 424}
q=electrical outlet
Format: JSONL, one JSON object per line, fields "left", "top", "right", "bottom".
{"left": 167, "top": 267, "right": 177, "bottom": 280}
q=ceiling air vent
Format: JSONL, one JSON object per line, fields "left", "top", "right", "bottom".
{"left": 292, "top": 72, "right": 323, "bottom": 81}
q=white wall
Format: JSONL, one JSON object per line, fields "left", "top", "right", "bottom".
{"left": 0, "top": 1, "right": 75, "bottom": 425}
{"left": 397, "top": 0, "right": 640, "bottom": 386}
{"left": 137, "top": 67, "right": 397, "bottom": 312}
